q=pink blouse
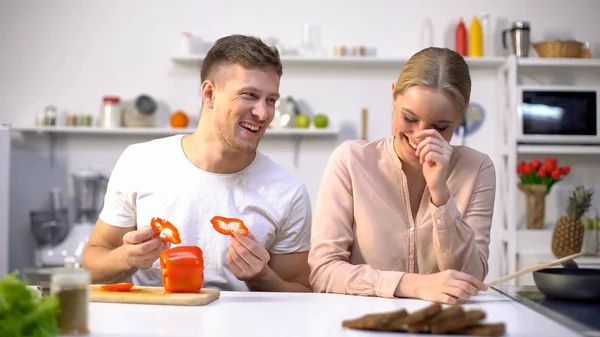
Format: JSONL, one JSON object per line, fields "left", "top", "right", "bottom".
{"left": 308, "top": 137, "right": 496, "bottom": 298}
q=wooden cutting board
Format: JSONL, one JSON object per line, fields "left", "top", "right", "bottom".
{"left": 90, "top": 285, "right": 220, "bottom": 306}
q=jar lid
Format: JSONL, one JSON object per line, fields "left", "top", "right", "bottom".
{"left": 103, "top": 96, "right": 121, "bottom": 103}
{"left": 51, "top": 257, "right": 90, "bottom": 286}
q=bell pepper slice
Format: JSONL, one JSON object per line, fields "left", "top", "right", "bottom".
{"left": 210, "top": 216, "right": 249, "bottom": 237}
{"left": 150, "top": 217, "right": 182, "bottom": 244}
{"left": 100, "top": 283, "right": 134, "bottom": 292}
{"left": 160, "top": 245, "right": 204, "bottom": 293}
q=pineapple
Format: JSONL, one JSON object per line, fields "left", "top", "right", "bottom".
{"left": 551, "top": 186, "right": 594, "bottom": 257}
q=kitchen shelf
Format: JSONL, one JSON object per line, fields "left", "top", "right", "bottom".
{"left": 497, "top": 54, "right": 600, "bottom": 285}
{"left": 171, "top": 55, "right": 506, "bottom": 68}
{"left": 173, "top": 55, "right": 600, "bottom": 70}
{"left": 12, "top": 125, "right": 339, "bottom": 169}
{"left": 12, "top": 126, "right": 340, "bottom": 137}
{"left": 517, "top": 57, "right": 600, "bottom": 68}
{"left": 517, "top": 144, "right": 600, "bottom": 155}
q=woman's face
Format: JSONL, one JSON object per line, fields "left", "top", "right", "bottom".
{"left": 391, "top": 84, "right": 461, "bottom": 164}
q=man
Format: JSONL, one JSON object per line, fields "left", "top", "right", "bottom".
{"left": 82, "top": 34, "right": 312, "bottom": 292}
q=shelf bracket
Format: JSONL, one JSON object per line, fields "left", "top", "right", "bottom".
{"left": 292, "top": 136, "right": 302, "bottom": 169}
{"left": 48, "top": 132, "right": 56, "bottom": 168}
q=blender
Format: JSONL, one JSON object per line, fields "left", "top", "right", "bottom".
{"left": 36, "top": 168, "right": 107, "bottom": 267}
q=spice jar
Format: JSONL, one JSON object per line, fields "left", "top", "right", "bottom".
{"left": 50, "top": 257, "right": 91, "bottom": 335}
{"left": 99, "top": 95, "right": 122, "bottom": 128}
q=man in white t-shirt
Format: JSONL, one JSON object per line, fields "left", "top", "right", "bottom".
{"left": 81, "top": 34, "right": 312, "bottom": 292}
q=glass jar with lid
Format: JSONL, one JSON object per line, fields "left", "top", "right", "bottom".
{"left": 99, "top": 95, "right": 122, "bottom": 128}
{"left": 50, "top": 257, "right": 91, "bottom": 335}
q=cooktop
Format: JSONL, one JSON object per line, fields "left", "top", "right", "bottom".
{"left": 494, "top": 285, "right": 600, "bottom": 337}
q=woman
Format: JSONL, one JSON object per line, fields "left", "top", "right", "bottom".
{"left": 308, "top": 47, "right": 495, "bottom": 304}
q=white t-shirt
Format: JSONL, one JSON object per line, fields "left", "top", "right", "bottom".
{"left": 98, "top": 134, "right": 312, "bottom": 291}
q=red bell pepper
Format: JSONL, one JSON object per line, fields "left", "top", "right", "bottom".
{"left": 160, "top": 245, "right": 204, "bottom": 293}
{"left": 100, "top": 283, "right": 134, "bottom": 292}
{"left": 150, "top": 217, "right": 182, "bottom": 244}
{"left": 210, "top": 216, "right": 249, "bottom": 237}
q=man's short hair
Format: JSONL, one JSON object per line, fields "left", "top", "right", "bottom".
{"left": 200, "top": 34, "right": 283, "bottom": 83}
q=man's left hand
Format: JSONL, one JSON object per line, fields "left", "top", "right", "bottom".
{"left": 226, "top": 230, "right": 271, "bottom": 281}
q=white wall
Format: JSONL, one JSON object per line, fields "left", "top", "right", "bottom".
{"left": 2, "top": 0, "right": 600, "bottom": 282}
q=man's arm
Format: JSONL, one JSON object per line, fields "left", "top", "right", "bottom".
{"left": 245, "top": 251, "right": 311, "bottom": 292}
{"left": 226, "top": 184, "right": 313, "bottom": 292}
{"left": 82, "top": 220, "right": 136, "bottom": 283}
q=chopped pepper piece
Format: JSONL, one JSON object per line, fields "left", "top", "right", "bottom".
{"left": 160, "top": 246, "right": 204, "bottom": 293}
{"left": 210, "top": 216, "right": 249, "bottom": 237}
{"left": 150, "top": 217, "right": 182, "bottom": 244}
{"left": 100, "top": 283, "right": 134, "bottom": 292}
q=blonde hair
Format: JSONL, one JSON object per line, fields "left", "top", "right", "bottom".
{"left": 394, "top": 47, "right": 471, "bottom": 118}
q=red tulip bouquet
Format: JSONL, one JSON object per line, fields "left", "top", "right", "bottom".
{"left": 517, "top": 157, "right": 571, "bottom": 194}
{"left": 517, "top": 157, "right": 571, "bottom": 229}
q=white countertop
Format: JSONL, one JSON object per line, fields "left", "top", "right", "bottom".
{"left": 82, "top": 288, "right": 581, "bottom": 337}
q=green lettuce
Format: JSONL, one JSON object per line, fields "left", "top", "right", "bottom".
{"left": 0, "top": 271, "right": 60, "bottom": 337}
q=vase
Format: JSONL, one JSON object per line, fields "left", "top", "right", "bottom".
{"left": 518, "top": 183, "right": 547, "bottom": 230}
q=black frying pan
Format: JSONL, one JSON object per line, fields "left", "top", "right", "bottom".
{"left": 533, "top": 265, "right": 600, "bottom": 301}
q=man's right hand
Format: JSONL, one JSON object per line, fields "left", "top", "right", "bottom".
{"left": 120, "top": 226, "right": 171, "bottom": 270}
{"left": 397, "top": 269, "right": 488, "bottom": 304}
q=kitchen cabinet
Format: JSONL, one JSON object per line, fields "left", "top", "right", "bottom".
{"left": 496, "top": 55, "right": 600, "bottom": 285}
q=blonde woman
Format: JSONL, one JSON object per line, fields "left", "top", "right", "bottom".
{"left": 308, "top": 47, "right": 495, "bottom": 304}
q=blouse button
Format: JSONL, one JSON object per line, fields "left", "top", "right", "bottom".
{"left": 436, "top": 219, "right": 442, "bottom": 225}
{"left": 409, "top": 254, "right": 414, "bottom": 259}
{"left": 442, "top": 251, "right": 448, "bottom": 256}
{"left": 409, "top": 227, "right": 414, "bottom": 232}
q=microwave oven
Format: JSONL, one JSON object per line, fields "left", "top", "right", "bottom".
{"left": 516, "top": 85, "right": 600, "bottom": 144}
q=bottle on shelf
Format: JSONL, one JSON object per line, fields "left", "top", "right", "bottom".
{"left": 421, "top": 17, "right": 434, "bottom": 49}
{"left": 455, "top": 17, "right": 468, "bottom": 56}
{"left": 478, "top": 13, "right": 492, "bottom": 56}
{"left": 469, "top": 16, "right": 483, "bottom": 57}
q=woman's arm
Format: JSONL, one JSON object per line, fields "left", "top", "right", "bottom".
{"left": 430, "top": 154, "right": 496, "bottom": 280}
{"left": 307, "top": 142, "right": 405, "bottom": 298}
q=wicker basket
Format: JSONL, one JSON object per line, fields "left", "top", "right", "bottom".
{"left": 534, "top": 40, "right": 584, "bottom": 58}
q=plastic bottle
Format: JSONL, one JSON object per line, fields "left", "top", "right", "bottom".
{"left": 478, "top": 13, "right": 492, "bottom": 56}
{"left": 421, "top": 17, "right": 433, "bottom": 49}
{"left": 455, "top": 18, "right": 468, "bottom": 56}
{"left": 469, "top": 16, "right": 483, "bottom": 57}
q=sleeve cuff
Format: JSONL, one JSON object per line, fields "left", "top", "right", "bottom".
{"left": 430, "top": 194, "right": 461, "bottom": 232}
{"left": 375, "top": 271, "right": 405, "bottom": 298}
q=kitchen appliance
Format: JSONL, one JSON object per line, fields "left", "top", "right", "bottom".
{"left": 123, "top": 94, "right": 157, "bottom": 128}
{"left": 0, "top": 124, "right": 10, "bottom": 276}
{"left": 503, "top": 286, "right": 600, "bottom": 333}
{"left": 34, "top": 168, "right": 107, "bottom": 267}
{"left": 516, "top": 85, "right": 600, "bottom": 144}
{"left": 270, "top": 96, "right": 300, "bottom": 129}
{"left": 502, "top": 21, "right": 531, "bottom": 57}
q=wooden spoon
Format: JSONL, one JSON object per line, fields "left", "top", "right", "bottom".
{"left": 486, "top": 252, "right": 584, "bottom": 287}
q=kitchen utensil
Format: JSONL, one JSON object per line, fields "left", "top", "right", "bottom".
{"left": 361, "top": 108, "right": 368, "bottom": 140}
{"left": 90, "top": 285, "right": 220, "bottom": 306}
{"left": 560, "top": 258, "right": 579, "bottom": 269}
{"left": 502, "top": 21, "right": 531, "bottom": 57}
{"left": 533, "top": 40, "right": 583, "bottom": 58}
{"left": 487, "top": 252, "right": 583, "bottom": 286}
{"left": 533, "top": 267, "right": 600, "bottom": 301}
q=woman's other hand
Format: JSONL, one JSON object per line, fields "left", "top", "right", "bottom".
{"left": 414, "top": 129, "right": 453, "bottom": 206}
{"left": 396, "top": 269, "right": 489, "bottom": 304}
